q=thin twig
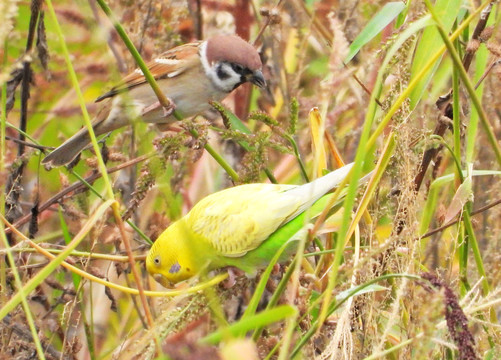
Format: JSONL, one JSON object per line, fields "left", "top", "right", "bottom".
{"left": 87, "top": 0, "right": 127, "bottom": 73}
{"left": 6, "top": 153, "right": 152, "bottom": 233}
{"left": 412, "top": 1, "right": 495, "bottom": 193}
{"left": 195, "top": 0, "right": 203, "bottom": 39}
{"left": 5, "top": 136, "right": 50, "bottom": 151}
{"left": 251, "top": 0, "right": 284, "bottom": 46}
{"left": 2, "top": 315, "right": 73, "bottom": 360}
{"left": 397, "top": 1, "right": 496, "bottom": 235}
{"left": 421, "top": 197, "right": 501, "bottom": 239}
{"left": 344, "top": 64, "right": 383, "bottom": 107}
{"left": 6, "top": 0, "right": 42, "bottom": 241}
{"left": 474, "top": 58, "right": 501, "bottom": 89}
{"left": 138, "top": 0, "right": 154, "bottom": 54}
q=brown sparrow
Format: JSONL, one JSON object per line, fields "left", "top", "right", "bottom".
{"left": 42, "top": 34, "right": 266, "bottom": 168}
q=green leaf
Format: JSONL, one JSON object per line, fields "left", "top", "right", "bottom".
{"left": 395, "top": 1, "right": 411, "bottom": 28}
{"left": 336, "top": 283, "right": 388, "bottom": 302}
{"left": 419, "top": 170, "right": 501, "bottom": 235}
{"left": 211, "top": 101, "right": 252, "bottom": 135}
{"left": 210, "top": 101, "right": 253, "bottom": 152}
{"left": 409, "top": 0, "right": 462, "bottom": 108}
{"left": 200, "top": 305, "right": 297, "bottom": 345}
{"left": 443, "top": 168, "right": 473, "bottom": 224}
{"left": 310, "top": 284, "right": 388, "bottom": 322}
{"left": 345, "top": 2, "right": 406, "bottom": 64}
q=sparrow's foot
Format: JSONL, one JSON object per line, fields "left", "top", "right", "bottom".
{"left": 141, "top": 98, "right": 176, "bottom": 118}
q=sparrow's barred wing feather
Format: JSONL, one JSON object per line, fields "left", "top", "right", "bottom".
{"left": 95, "top": 41, "right": 202, "bottom": 102}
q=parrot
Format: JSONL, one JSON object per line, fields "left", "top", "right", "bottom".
{"left": 146, "top": 163, "right": 361, "bottom": 288}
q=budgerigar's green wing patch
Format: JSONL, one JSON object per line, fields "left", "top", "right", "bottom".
{"left": 221, "top": 192, "right": 346, "bottom": 272}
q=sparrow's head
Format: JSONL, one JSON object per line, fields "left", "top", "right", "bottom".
{"left": 201, "top": 34, "right": 266, "bottom": 93}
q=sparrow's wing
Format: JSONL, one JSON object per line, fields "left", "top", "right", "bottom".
{"left": 95, "top": 41, "right": 202, "bottom": 102}
{"left": 186, "top": 184, "right": 302, "bottom": 257}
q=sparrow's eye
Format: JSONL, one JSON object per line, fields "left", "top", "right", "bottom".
{"left": 231, "top": 63, "right": 245, "bottom": 73}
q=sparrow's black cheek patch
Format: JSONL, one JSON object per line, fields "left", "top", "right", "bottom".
{"left": 217, "top": 66, "right": 230, "bottom": 80}
{"left": 169, "top": 262, "right": 181, "bottom": 274}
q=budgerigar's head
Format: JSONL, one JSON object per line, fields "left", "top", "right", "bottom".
{"left": 145, "top": 221, "right": 198, "bottom": 288}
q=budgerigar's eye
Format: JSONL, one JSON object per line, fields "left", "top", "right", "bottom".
{"left": 154, "top": 256, "right": 161, "bottom": 266}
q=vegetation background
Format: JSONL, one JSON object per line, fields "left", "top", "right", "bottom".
{"left": 1, "top": 0, "right": 500, "bottom": 359}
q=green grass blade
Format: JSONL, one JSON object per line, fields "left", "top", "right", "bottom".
{"left": 466, "top": 43, "right": 489, "bottom": 162}
{"left": 58, "top": 208, "right": 96, "bottom": 358}
{"left": 45, "top": 0, "right": 115, "bottom": 201}
{"left": 419, "top": 169, "right": 501, "bottom": 235}
{"left": 345, "top": 2, "right": 406, "bottom": 64}
{"left": 466, "top": 5, "right": 495, "bottom": 163}
{"left": 292, "top": 274, "right": 420, "bottom": 358}
{"left": 210, "top": 101, "right": 283, "bottom": 183}
{"left": 409, "top": 0, "right": 462, "bottom": 108}
{"left": 200, "top": 305, "right": 297, "bottom": 345}
{"left": 242, "top": 239, "right": 292, "bottom": 321}
{"left": 251, "top": 260, "right": 297, "bottom": 341}
{"left": 424, "top": 0, "right": 501, "bottom": 166}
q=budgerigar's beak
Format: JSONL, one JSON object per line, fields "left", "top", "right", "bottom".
{"left": 153, "top": 273, "right": 175, "bottom": 289}
{"left": 250, "top": 70, "right": 266, "bottom": 88}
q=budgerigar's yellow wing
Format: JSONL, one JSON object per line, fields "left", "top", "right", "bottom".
{"left": 186, "top": 184, "right": 303, "bottom": 257}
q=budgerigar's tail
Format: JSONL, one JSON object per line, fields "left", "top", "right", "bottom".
{"left": 42, "top": 128, "right": 91, "bottom": 169}
{"left": 284, "top": 163, "right": 355, "bottom": 220}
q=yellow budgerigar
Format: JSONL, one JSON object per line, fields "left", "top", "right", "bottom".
{"left": 146, "top": 163, "right": 356, "bottom": 288}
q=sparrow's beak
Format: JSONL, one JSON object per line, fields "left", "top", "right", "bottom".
{"left": 249, "top": 70, "right": 266, "bottom": 89}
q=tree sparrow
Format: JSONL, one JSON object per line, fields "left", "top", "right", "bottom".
{"left": 42, "top": 34, "right": 266, "bottom": 168}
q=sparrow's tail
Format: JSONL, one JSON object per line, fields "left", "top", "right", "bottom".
{"left": 42, "top": 128, "right": 91, "bottom": 169}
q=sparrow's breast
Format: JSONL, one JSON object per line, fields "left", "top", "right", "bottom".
{"left": 127, "top": 64, "right": 229, "bottom": 124}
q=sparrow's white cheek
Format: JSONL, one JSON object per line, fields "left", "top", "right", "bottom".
{"left": 207, "top": 63, "right": 243, "bottom": 93}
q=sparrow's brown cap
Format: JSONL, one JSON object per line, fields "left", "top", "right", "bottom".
{"left": 206, "top": 35, "right": 262, "bottom": 71}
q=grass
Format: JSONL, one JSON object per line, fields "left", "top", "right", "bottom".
{"left": 1, "top": 0, "right": 501, "bottom": 359}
